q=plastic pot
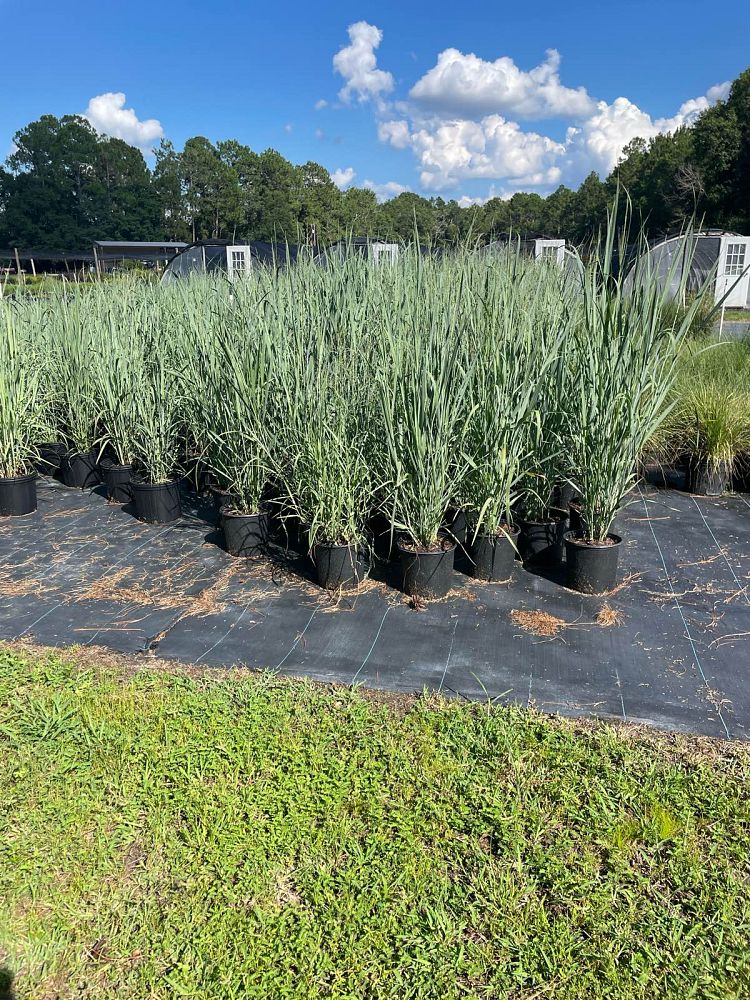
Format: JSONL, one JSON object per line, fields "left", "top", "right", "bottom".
{"left": 369, "top": 512, "right": 398, "bottom": 563}
{"left": 0, "top": 472, "right": 37, "bottom": 516}
{"left": 518, "top": 508, "right": 568, "bottom": 565}
{"left": 443, "top": 507, "right": 468, "bottom": 547}
{"left": 101, "top": 460, "right": 133, "bottom": 504}
{"left": 131, "top": 479, "right": 181, "bottom": 524}
{"left": 470, "top": 526, "right": 520, "bottom": 582}
{"left": 552, "top": 481, "right": 577, "bottom": 509}
{"left": 314, "top": 541, "right": 364, "bottom": 590}
{"left": 688, "top": 458, "right": 730, "bottom": 497}
{"left": 397, "top": 537, "right": 456, "bottom": 599}
{"left": 221, "top": 509, "right": 268, "bottom": 557}
{"left": 61, "top": 449, "right": 100, "bottom": 489}
{"left": 565, "top": 532, "right": 622, "bottom": 594}
{"left": 210, "top": 485, "right": 237, "bottom": 514}
{"left": 34, "top": 442, "right": 66, "bottom": 476}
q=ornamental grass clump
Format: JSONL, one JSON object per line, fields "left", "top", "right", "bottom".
{"left": 0, "top": 303, "right": 45, "bottom": 478}
{"left": 464, "top": 249, "right": 570, "bottom": 539}
{"left": 272, "top": 257, "right": 380, "bottom": 552}
{"left": 568, "top": 199, "right": 708, "bottom": 544}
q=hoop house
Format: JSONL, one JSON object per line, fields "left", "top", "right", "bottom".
{"left": 624, "top": 232, "right": 750, "bottom": 308}
{"left": 161, "top": 240, "right": 295, "bottom": 284}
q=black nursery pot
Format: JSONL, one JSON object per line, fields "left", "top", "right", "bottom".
{"left": 565, "top": 532, "right": 622, "bottom": 594}
{"left": 0, "top": 472, "right": 37, "bottom": 516}
{"left": 443, "top": 507, "right": 468, "bottom": 547}
{"left": 518, "top": 508, "right": 568, "bottom": 565}
{"left": 398, "top": 537, "right": 456, "bottom": 599}
{"left": 688, "top": 457, "right": 730, "bottom": 497}
{"left": 470, "top": 526, "right": 520, "bottom": 583}
{"left": 210, "top": 484, "right": 238, "bottom": 514}
{"left": 131, "top": 479, "right": 181, "bottom": 524}
{"left": 101, "top": 460, "right": 133, "bottom": 504}
{"left": 314, "top": 541, "right": 364, "bottom": 590}
{"left": 34, "top": 442, "right": 66, "bottom": 476}
{"left": 221, "top": 509, "right": 269, "bottom": 557}
{"left": 61, "top": 449, "right": 100, "bottom": 489}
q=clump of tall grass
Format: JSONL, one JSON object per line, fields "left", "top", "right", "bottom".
{"left": 0, "top": 304, "right": 45, "bottom": 477}
{"left": 567, "top": 199, "right": 708, "bottom": 541}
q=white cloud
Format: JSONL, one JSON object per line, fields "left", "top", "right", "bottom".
{"left": 363, "top": 179, "right": 409, "bottom": 202}
{"left": 327, "top": 23, "right": 731, "bottom": 197}
{"left": 382, "top": 113, "right": 564, "bottom": 191}
{"left": 315, "top": 99, "right": 328, "bottom": 110}
{"left": 284, "top": 123, "right": 293, "bottom": 134}
{"left": 333, "top": 21, "right": 394, "bottom": 104}
{"left": 378, "top": 119, "right": 411, "bottom": 149}
{"left": 314, "top": 127, "right": 326, "bottom": 141}
{"left": 410, "top": 47, "right": 594, "bottom": 120}
{"left": 83, "top": 92, "right": 163, "bottom": 154}
{"left": 565, "top": 80, "right": 732, "bottom": 177}
{"left": 331, "top": 166, "right": 356, "bottom": 189}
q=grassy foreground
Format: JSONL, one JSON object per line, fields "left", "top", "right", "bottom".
{"left": 1, "top": 646, "right": 749, "bottom": 999}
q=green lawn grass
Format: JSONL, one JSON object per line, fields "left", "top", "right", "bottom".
{"left": 1, "top": 644, "right": 749, "bottom": 999}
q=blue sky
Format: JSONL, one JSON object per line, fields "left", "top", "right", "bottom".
{"left": 2, "top": 0, "right": 748, "bottom": 202}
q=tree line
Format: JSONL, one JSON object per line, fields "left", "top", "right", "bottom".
{"left": 1, "top": 68, "right": 748, "bottom": 253}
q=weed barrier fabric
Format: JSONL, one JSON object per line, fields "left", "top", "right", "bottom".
{"left": 0, "top": 478, "right": 748, "bottom": 740}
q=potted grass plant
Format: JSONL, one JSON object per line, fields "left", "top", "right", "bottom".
{"left": 52, "top": 309, "right": 101, "bottom": 489}
{"left": 129, "top": 334, "right": 185, "bottom": 524}
{"left": 93, "top": 326, "right": 143, "bottom": 503}
{"left": 465, "top": 328, "right": 565, "bottom": 582}
{"left": 204, "top": 326, "right": 275, "bottom": 558}
{"left": 565, "top": 200, "right": 708, "bottom": 593}
{"left": 274, "top": 326, "right": 375, "bottom": 589}
{"left": 379, "top": 324, "right": 474, "bottom": 599}
{"left": 0, "top": 306, "right": 44, "bottom": 515}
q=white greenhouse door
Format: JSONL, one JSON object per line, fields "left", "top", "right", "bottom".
{"left": 226, "top": 245, "right": 252, "bottom": 281}
{"left": 716, "top": 238, "right": 750, "bottom": 308}
{"left": 535, "top": 239, "right": 565, "bottom": 265}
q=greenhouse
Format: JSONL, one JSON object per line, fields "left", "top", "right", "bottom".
{"left": 314, "top": 236, "right": 401, "bottom": 266}
{"left": 161, "top": 239, "right": 296, "bottom": 283}
{"left": 625, "top": 231, "right": 750, "bottom": 308}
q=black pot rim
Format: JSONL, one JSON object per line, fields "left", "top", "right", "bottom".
{"left": 475, "top": 524, "right": 520, "bottom": 540}
{"left": 221, "top": 508, "right": 266, "bottom": 521}
{"left": 396, "top": 535, "right": 456, "bottom": 556}
{"left": 102, "top": 460, "right": 133, "bottom": 472}
{"left": 0, "top": 471, "right": 38, "bottom": 485}
{"left": 565, "top": 531, "right": 622, "bottom": 549}
{"left": 315, "top": 539, "right": 358, "bottom": 552}
{"left": 130, "top": 477, "right": 180, "bottom": 490}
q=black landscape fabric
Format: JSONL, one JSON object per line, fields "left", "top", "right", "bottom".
{"left": 0, "top": 476, "right": 748, "bottom": 740}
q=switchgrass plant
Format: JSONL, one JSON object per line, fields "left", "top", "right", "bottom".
{"left": 464, "top": 251, "right": 570, "bottom": 536}
{"left": 0, "top": 304, "right": 45, "bottom": 477}
{"left": 130, "top": 323, "right": 184, "bottom": 485}
{"left": 379, "top": 312, "right": 475, "bottom": 551}
{"left": 0, "top": 217, "right": 710, "bottom": 559}
{"left": 568, "top": 199, "right": 709, "bottom": 542}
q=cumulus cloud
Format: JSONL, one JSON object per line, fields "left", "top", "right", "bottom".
{"left": 327, "top": 22, "right": 731, "bottom": 196}
{"left": 83, "top": 92, "right": 163, "bottom": 153}
{"left": 382, "top": 113, "right": 564, "bottom": 191}
{"left": 333, "top": 21, "right": 394, "bottom": 103}
{"left": 363, "top": 179, "right": 409, "bottom": 202}
{"left": 314, "top": 99, "right": 328, "bottom": 110}
{"left": 565, "top": 80, "right": 731, "bottom": 177}
{"left": 331, "top": 166, "right": 356, "bottom": 189}
{"left": 410, "top": 47, "right": 594, "bottom": 120}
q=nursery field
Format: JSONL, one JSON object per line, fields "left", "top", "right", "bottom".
{"left": 1, "top": 643, "right": 750, "bottom": 999}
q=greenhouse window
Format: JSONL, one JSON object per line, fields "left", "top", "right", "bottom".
{"left": 725, "top": 243, "right": 746, "bottom": 276}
